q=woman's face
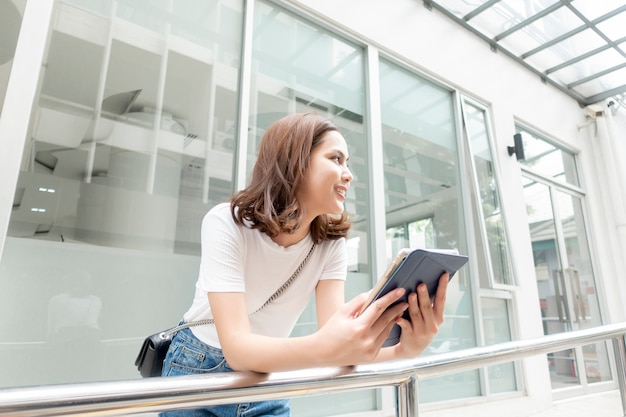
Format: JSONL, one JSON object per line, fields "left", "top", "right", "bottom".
{"left": 297, "top": 130, "right": 353, "bottom": 218}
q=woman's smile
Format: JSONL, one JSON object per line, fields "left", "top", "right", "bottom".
{"left": 297, "top": 130, "right": 353, "bottom": 219}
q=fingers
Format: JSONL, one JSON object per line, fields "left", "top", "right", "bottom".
{"left": 406, "top": 272, "right": 449, "bottom": 326}
{"left": 414, "top": 283, "right": 434, "bottom": 323}
{"left": 356, "top": 287, "right": 404, "bottom": 317}
{"left": 357, "top": 288, "right": 407, "bottom": 332}
{"left": 432, "top": 272, "right": 449, "bottom": 322}
{"left": 375, "top": 317, "right": 400, "bottom": 349}
{"left": 345, "top": 292, "right": 371, "bottom": 317}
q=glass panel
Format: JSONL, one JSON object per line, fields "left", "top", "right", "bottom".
{"left": 523, "top": 174, "right": 610, "bottom": 388}
{"left": 0, "top": 0, "right": 24, "bottom": 111}
{"left": 574, "top": 0, "right": 626, "bottom": 21}
{"left": 481, "top": 297, "right": 517, "bottom": 393}
{"left": 582, "top": 342, "right": 612, "bottom": 383}
{"left": 525, "top": 29, "right": 606, "bottom": 72}
{"left": 573, "top": 66, "right": 626, "bottom": 98}
{"left": 387, "top": 218, "right": 435, "bottom": 254}
{"left": 596, "top": 12, "right": 626, "bottom": 41}
{"left": 0, "top": 0, "right": 242, "bottom": 387}
{"left": 464, "top": 101, "right": 513, "bottom": 286}
{"left": 430, "top": 0, "right": 491, "bottom": 19}
{"left": 466, "top": 0, "right": 561, "bottom": 40}
{"left": 554, "top": 192, "right": 598, "bottom": 328}
{"left": 517, "top": 127, "right": 579, "bottom": 186}
{"left": 523, "top": 177, "right": 580, "bottom": 388}
{"left": 431, "top": 0, "right": 626, "bottom": 109}
{"left": 554, "top": 191, "right": 611, "bottom": 384}
{"left": 524, "top": 178, "right": 562, "bottom": 334}
{"left": 499, "top": 6, "right": 581, "bottom": 56}
{"left": 378, "top": 59, "right": 478, "bottom": 402}
{"left": 551, "top": 48, "right": 624, "bottom": 85}
{"left": 250, "top": 0, "right": 369, "bottom": 295}
{"left": 250, "top": 2, "right": 373, "bottom": 414}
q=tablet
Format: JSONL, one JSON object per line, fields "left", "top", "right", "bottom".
{"left": 360, "top": 248, "right": 469, "bottom": 346}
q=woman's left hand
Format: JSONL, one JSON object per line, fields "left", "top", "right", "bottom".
{"left": 394, "top": 272, "right": 449, "bottom": 357}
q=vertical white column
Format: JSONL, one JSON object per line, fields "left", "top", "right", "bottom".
{"left": 365, "top": 45, "right": 397, "bottom": 414}
{"left": 593, "top": 110, "right": 626, "bottom": 320}
{"left": 233, "top": 0, "right": 254, "bottom": 191}
{"left": 364, "top": 46, "right": 387, "bottom": 283}
{"left": 0, "top": 0, "right": 55, "bottom": 259}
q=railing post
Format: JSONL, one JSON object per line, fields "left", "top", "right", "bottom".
{"left": 613, "top": 335, "right": 626, "bottom": 417}
{"left": 395, "top": 376, "right": 419, "bottom": 417}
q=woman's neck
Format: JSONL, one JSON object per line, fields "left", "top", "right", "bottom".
{"left": 272, "top": 226, "right": 310, "bottom": 248}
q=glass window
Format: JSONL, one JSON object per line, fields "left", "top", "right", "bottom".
{"left": 521, "top": 126, "right": 611, "bottom": 390}
{"left": 0, "top": 0, "right": 242, "bottom": 387}
{"left": 378, "top": 58, "right": 479, "bottom": 402}
{"left": 0, "top": 0, "right": 524, "bottom": 409}
{"left": 249, "top": 2, "right": 373, "bottom": 414}
{"left": 516, "top": 127, "right": 579, "bottom": 187}
{"left": 463, "top": 100, "right": 514, "bottom": 286}
{"left": 250, "top": 0, "right": 370, "bottom": 305}
{"left": 481, "top": 297, "right": 517, "bottom": 393}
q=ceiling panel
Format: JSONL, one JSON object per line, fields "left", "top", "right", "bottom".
{"left": 426, "top": 0, "right": 626, "bottom": 111}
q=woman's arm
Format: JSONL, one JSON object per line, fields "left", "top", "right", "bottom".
{"left": 314, "top": 279, "right": 345, "bottom": 327}
{"left": 208, "top": 286, "right": 409, "bottom": 373}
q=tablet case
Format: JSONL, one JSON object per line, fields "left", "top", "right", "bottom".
{"left": 375, "top": 249, "right": 469, "bottom": 347}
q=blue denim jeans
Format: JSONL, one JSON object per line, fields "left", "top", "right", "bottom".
{"left": 160, "top": 326, "right": 290, "bottom": 417}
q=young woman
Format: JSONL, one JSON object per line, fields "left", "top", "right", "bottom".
{"left": 161, "top": 112, "right": 448, "bottom": 416}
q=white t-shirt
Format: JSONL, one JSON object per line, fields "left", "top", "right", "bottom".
{"left": 183, "top": 202, "right": 347, "bottom": 348}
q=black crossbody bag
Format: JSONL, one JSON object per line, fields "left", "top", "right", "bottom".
{"left": 135, "top": 243, "right": 315, "bottom": 377}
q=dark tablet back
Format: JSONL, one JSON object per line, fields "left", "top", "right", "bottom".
{"left": 381, "top": 249, "right": 468, "bottom": 347}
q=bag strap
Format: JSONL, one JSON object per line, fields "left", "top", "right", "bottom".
{"left": 160, "top": 242, "right": 316, "bottom": 339}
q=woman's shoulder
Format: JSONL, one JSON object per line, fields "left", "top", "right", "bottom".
{"left": 209, "top": 201, "right": 231, "bottom": 214}
{"left": 317, "top": 236, "right": 346, "bottom": 253}
{"left": 201, "top": 202, "right": 238, "bottom": 232}
{"left": 202, "top": 202, "right": 261, "bottom": 241}
{"left": 203, "top": 202, "right": 233, "bottom": 222}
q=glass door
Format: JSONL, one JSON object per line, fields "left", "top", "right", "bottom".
{"left": 522, "top": 173, "right": 612, "bottom": 394}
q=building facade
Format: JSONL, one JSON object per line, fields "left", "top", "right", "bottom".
{"left": 0, "top": 1, "right": 625, "bottom": 416}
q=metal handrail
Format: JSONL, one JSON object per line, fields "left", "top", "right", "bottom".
{"left": 0, "top": 323, "right": 625, "bottom": 417}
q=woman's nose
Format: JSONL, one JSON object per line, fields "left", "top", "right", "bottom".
{"left": 342, "top": 166, "right": 353, "bottom": 182}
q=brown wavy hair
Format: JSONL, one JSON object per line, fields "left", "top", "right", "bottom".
{"left": 230, "top": 113, "right": 352, "bottom": 243}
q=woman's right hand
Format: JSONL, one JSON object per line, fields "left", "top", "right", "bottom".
{"left": 313, "top": 288, "right": 408, "bottom": 366}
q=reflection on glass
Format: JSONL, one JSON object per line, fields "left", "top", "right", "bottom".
{"left": 2, "top": 0, "right": 242, "bottom": 387}
{"left": 524, "top": 179, "right": 563, "bottom": 333}
{"left": 517, "top": 128, "right": 579, "bottom": 186}
{"left": 47, "top": 270, "right": 102, "bottom": 383}
{"left": 378, "top": 59, "right": 477, "bottom": 402}
{"left": 481, "top": 297, "right": 517, "bottom": 393}
{"left": 554, "top": 193, "right": 597, "bottom": 326}
{"left": 387, "top": 218, "right": 435, "bottom": 256}
{"left": 250, "top": 2, "right": 373, "bottom": 414}
{"left": 523, "top": 171, "right": 610, "bottom": 388}
{"left": 250, "top": 1, "right": 368, "bottom": 282}
{"left": 554, "top": 191, "right": 611, "bottom": 384}
{"left": 582, "top": 342, "right": 612, "bottom": 383}
{"left": 464, "top": 102, "right": 513, "bottom": 286}
{"left": 523, "top": 178, "right": 578, "bottom": 387}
